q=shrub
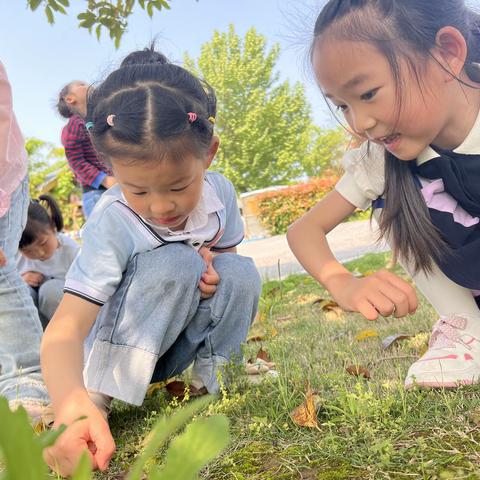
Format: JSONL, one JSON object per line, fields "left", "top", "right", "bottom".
{"left": 256, "top": 173, "right": 339, "bottom": 236}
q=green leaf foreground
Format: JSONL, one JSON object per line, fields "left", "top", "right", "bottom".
{"left": 0, "top": 395, "right": 229, "bottom": 479}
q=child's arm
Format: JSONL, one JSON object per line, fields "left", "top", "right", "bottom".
{"left": 287, "top": 190, "right": 418, "bottom": 320}
{"left": 41, "top": 293, "right": 115, "bottom": 476}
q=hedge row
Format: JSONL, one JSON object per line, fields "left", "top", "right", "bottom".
{"left": 256, "top": 173, "right": 339, "bottom": 236}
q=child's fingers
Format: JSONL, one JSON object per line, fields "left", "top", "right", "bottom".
{"left": 202, "top": 267, "right": 220, "bottom": 286}
{"left": 377, "top": 270, "right": 418, "bottom": 313}
{"left": 44, "top": 437, "right": 97, "bottom": 477}
{"left": 90, "top": 423, "right": 116, "bottom": 471}
{"left": 199, "top": 280, "right": 217, "bottom": 298}
{"left": 365, "top": 291, "right": 396, "bottom": 318}
{"left": 0, "top": 249, "right": 6, "bottom": 266}
{"left": 356, "top": 299, "right": 380, "bottom": 321}
{"left": 377, "top": 282, "right": 412, "bottom": 318}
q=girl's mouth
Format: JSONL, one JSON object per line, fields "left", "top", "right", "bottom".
{"left": 152, "top": 215, "right": 181, "bottom": 225}
{"left": 379, "top": 133, "right": 401, "bottom": 145}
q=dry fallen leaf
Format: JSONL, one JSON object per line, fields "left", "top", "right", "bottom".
{"left": 165, "top": 380, "right": 207, "bottom": 401}
{"left": 290, "top": 384, "right": 320, "bottom": 428}
{"left": 256, "top": 347, "right": 272, "bottom": 363}
{"left": 311, "top": 298, "right": 344, "bottom": 320}
{"left": 382, "top": 333, "right": 413, "bottom": 349}
{"left": 247, "top": 334, "right": 265, "bottom": 343}
{"left": 355, "top": 329, "right": 379, "bottom": 341}
{"left": 346, "top": 364, "right": 371, "bottom": 379}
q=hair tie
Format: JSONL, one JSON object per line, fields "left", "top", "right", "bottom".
{"left": 208, "top": 116, "right": 216, "bottom": 125}
{"left": 106, "top": 114, "right": 116, "bottom": 127}
{"left": 85, "top": 121, "right": 94, "bottom": 130}
{"left": 187, "top": 112, "right": 198, "bottom": 123}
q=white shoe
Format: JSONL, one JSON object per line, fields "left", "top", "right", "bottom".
{"left": 405, "top": 314, "right": 480, "bottom": 388}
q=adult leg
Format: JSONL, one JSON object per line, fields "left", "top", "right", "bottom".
{"left": 82, "top": 189, "right": 105, "bottom": 219}
{"left": 0, "top": 177, "right": 49, "bottom": 417}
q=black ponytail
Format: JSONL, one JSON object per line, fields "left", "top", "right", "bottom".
{"left": 19, "top": 195, "right": 63, "bottom": 249}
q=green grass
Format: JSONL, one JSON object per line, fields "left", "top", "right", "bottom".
{"left": 94, "top": 253, "right": 480, "bottom": 479}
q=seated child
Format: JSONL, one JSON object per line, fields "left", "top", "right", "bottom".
{"left": 18, "top": 195, "right": 79, "bottom": 328}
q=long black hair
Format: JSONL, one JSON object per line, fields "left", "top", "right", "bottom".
{"left": 313, "top": 0, "right": 480, "bottom": 273}
{"left": 19, "top": 195, "right": 63, "bottom": 249}
{"left": 86, "top": 48, "right": 217, "bottom": 164}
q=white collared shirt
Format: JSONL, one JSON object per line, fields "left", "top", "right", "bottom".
{"left": 144, "top": 180, "right": 226, "bottom": 250}
{"left": 65, "top": 171, "right": 244, "bottom": 306}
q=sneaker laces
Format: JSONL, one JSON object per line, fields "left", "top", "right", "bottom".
{"left": 429, "top": 315, "right": 468, "bottom": 349}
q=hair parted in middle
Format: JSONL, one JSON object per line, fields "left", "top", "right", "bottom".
{"left": 86, "top": 48, "right": 217, "bottom": 163}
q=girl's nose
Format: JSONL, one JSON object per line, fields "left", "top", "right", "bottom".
{"left": 151, "top": 199, "right": 176, "bottom": 217}
{"left": 351, "top": 110, "right": 376, "bottom": 137}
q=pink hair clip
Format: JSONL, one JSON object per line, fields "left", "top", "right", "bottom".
{"left": 187, "top": 112, "right": 198, "bottom": 123}
{"left": 106, "top": 114, "right": 116, "bottom": 127}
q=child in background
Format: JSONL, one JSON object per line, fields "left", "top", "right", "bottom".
{"left": 18, "top": 195, "right": 79, "bottom": 329}
{"left": 42, "top": 49, "right": 261, "bottom": 476}
{"left": 57, "top": 81, "right": 116, "bottom": 217}
{"left": 288, "top": 0, "right": 480, "bottom": 389}
{"left": 0, "top": 60, "right": 48, "bottom": 421}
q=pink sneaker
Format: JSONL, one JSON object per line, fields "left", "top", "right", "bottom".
{"left": 405, "top": 314, "right": 480, "bottom": 388}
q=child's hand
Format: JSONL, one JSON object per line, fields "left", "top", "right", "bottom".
{"left": 0, "top": 248, "right": 6, "bottom": 266}
{"left": 327, "top": 269, "right": 418, "bottom": 321}
{"left": 22, "top": 271, "right": 45, "bottom": 287}
{"left": 44, "top": 396, "right": 115, "bottom": 477}
{"left": 198, "top": 247, "right": 220, "bottom": 299}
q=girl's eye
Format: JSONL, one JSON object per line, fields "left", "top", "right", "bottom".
{"left": 360, "top": 88, "right": 379, "bottom": 101}
{"left": 171, "top": 184, "right": 190, "bottom": 192}
{"left": 132, "top": 192, "right": 147, "bottom": 196}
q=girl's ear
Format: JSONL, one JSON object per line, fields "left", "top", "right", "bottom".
{"left": 434, "top": 26, "right": 468, "bottom": 79}
{"left": 205, "top": 135, "right": 219, "bottom": 169}
{"left": 64, "top": 93, "right": 75, "bottom": 105}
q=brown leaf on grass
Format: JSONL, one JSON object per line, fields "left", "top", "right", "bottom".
{"left": 346, "top": 365, "right": 371, "bottom": 379}
{"left": 311, "top": 298, "right": 344, "bottom": 319}
{"left": 290, "top": 384, "right": 320, "bottom": 428}
{"left": 354, "top": 329, "right": 379, "bottom": 341}
{"left": 247, "top": 334, "right": 265, "bottom": 343}
{"left": 165, "top": 380, "right": 207, "bottom": 401}
{"left": 257, "top": 347, "right": 271, "bottom": 363}
{"left": 382, "top": 333, "right": 413, "bottom": 349}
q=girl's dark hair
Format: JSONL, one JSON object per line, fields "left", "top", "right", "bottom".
{"left": 19, "top": 195, "right": 63, "bottom": 249}
{"left": 313, "top": 0, "right": 480, "bottom": 273}
{"left": 120, "top": 45, "right": 168, "bottom": 67}
{"left": 57, "top": 82, "right": 76, "bottom": 119}
{"left": 86, "top": 48, "right": 217, "bottom": 163}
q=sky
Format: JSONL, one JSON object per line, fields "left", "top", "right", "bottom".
{"left": 0, "top": 0, "right": 335, "bottom": 147}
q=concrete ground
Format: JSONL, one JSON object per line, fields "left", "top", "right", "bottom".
{"left": 237, "top": 219, "right": 390, "bottom": 280}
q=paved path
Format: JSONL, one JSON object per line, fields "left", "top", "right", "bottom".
{"left": 237, "top": 220, "right": 390, "bottom": 280}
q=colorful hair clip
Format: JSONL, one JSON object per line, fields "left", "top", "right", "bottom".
{"left": 187, "top": 112, "right": 198, "bottom": 123}
{"left": 208, "top": 116, "right": 216, "bottom": 125}
{"left": 85, "top": 121, "right": 94, "bottom": 130}
{"left": 106, "top": 114, "right": 116, "bottom": 127}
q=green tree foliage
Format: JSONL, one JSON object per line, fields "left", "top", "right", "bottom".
{"left": 26, "top": 0, "right": 173, "bottom": 48}
{"left": 26, "top": 138, "right": 81, "bottom": 230}
{"left": 185, "top": 26, "right": 314, "bottom": 193}
{"left": 304, "top": 126, "right": 350, "bottom": 177}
